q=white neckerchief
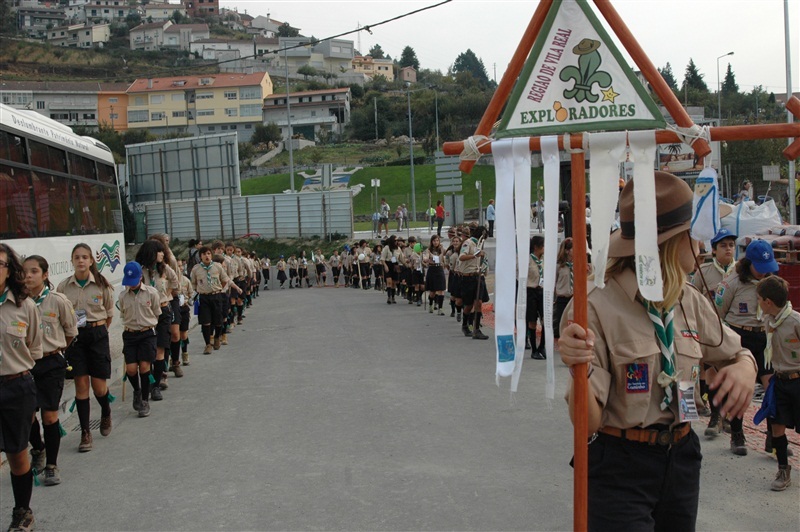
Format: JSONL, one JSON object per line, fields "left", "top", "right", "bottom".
{"left": 765, "top": 301, "right": 793, "bottom": 369}
{"left": 712, "top": 258, "right": 733, "bottom": 278}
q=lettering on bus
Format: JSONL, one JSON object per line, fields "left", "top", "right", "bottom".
{"left": 10, "top": 115, "right": 91, "bottom": 154}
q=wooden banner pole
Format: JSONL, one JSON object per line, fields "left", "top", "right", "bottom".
{"left": 458, "top": 0, "right": 553, "bottom": 174}
{"left": 569, "top": 148, "right": 589, "bottom": 532}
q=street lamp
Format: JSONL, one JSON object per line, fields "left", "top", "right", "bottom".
{"left": 406, "top": 84, "right": 417, "bottom": 222}
{"left": 717, "top": 51, "right": 734, "bottom": 124}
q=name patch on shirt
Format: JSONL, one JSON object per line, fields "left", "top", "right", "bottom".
{"left": 681, "top": 329, "right": 699, "bottom": 340}
{"left": 738, "top": 302, "right": 748, "bottom": 314}
{"left": 626, "top": 363, "right": 649, "bottom": 393}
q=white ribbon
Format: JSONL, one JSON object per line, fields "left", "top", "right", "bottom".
{"left": 492, "top": 139, "right": 519, "bottom": 380}
{"left": 512, "top": 139, "right": 532, "bottom": 393}
{"left": 588, "top": 132, "right": 628, "bottom": 288}
{"left": 690, "top": 166, "right": 720, "bottom": 242}
{"left": 541, "top": 135, "right": 560, "bottom": 400}
{"left": 628, "top": 130, "right": 663, "bottom": 302}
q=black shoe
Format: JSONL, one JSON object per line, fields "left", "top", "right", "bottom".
{"left": 462, "top": 326, "right": 472, "bottom": 337}
{"left": 133, "top": 390, "right": 143, "bottom": 412}
{"left": 531, "top": 351, "right": 546, "bottom": 360}
{"left": 151, "top": 387, "right": 163, "bottom": 401}
{"left": 9, "top": 507, "right": 34, "bottom": 532}
{"left": 138, "top": 400, "right": 151, "bottom": 417}
{"left": 731, "top": 431, "right": 748, "bottom": 456}
{"left": 525, "top": 338, "right": 532, "bottom": 350}
{"left": 472, "top": 329, "right": 489, "bottom": 340}
{"left": 456, "top": 312, "right": 462, "bottom": 322}
{"left": 450, "top": 310, "right": 455, "bottom": 317}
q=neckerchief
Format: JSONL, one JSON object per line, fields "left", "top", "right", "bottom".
{"left": 752, "top": 279, "right": 764, "bottom": 321}
{"left": 0, "top": 287, "right": 8, "bottom": 305}
{"left": 765, "top": 301, "right": 793, "bottom": 369}
{"left": 200, "top": 262, "right": 213, "bottom": 285}
{"left": 712, "top": 258, "right": 733, "bottom": 278}
{"left": 33, "top": 286, "right": 50, "bottom": 307}
{"left": 531, "top": 254, "right": 543, "bottom": 280}
{"left": 643, "top": 300, "right": 678, "bottom": 410}
{"left": 566, "top": 261, "right": 574, "bottom": 291}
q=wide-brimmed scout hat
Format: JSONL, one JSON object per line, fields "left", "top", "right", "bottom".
{"left": 609, "top": 171, "right": 693, "bottom": 257}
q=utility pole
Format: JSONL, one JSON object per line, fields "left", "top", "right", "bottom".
{"left": 407, "top": 86, "right": 416, "bottom": 222}
{"left": 374, "top": 97, "right": 378, "bottom": 141}
{"left": 284, "top": 46, "right": 295, "bottom": 192}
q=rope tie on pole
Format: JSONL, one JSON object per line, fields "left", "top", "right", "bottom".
{"left": 562, "top": 133, "right": 588, "bottom": 154}
{"left": 460, "top": 135, "right": 492, "bottom": 162}
{"left": 667, "top": 123, "right": 710, "bottom": 148}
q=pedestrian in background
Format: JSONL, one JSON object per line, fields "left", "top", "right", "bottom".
{"left": 435, "top": 200, "right": 445, "bottom": 237}
{"left": 486, "top": 199, "right": 495, "bottom": 237}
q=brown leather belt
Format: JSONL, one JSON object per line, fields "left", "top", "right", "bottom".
{"left": 87, "top": 320, "right": 106, "bottom": 328}
{"left": 124, "top": 327, "right": 154, "bottom": 333}
{"left": 734, "top": 325, "right": 765, "bottom": 333}
{"left": 0, "top": 370, "right": 31, "bottom": 382}
{"left": 460, "top": 272, "right": 481, "bottom": 277}
{"left": 599, "top": 423, "right": 691, "bottom": 446}
{"left": 775, "top": 371, "right": 800, "bottom": 381}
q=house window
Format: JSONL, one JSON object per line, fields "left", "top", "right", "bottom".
{"left": 150, "top": 94, "right": 164, "bottom": 104}
{"left": 151, "top": 112, "right": 164, "bottom": 121}
{"left": 109, "top": 97, "right": 118, "bottom": 103}
{"left": 171, "top": 93, "right": 184, "bottom": 101}
{"left": 239, "top": 87, "right": 260, "bottom": 100}
{"left": 207, "top": 126, "right": 215, "bottom": 131}
{"left": 36, "top": 101, "right": 45, "bottom": 109}
{"left": 128, "top": 110, "right": 148, "bottom": 123}
{"left": 197, "top": 110, "right": 214, "bottom": 116}
{"left": 239, "top": 104, "right": 261, "bottom": 117}
{"left": 224, "top": 91, "right": 237, "bottom": 100}
{"left": 172, "top": 111, "right": 186, "bottom": 118}
{"left": 245, "top": 124, "right": 252, "bottom": 129}
{"left": 221, "top": 125, "right": 228, "bottom": 130}
{"left": 50, "top": 113, "right": 69, "bottom": 120}
{"left": 230, "top": 125, "right": 236, "bottom": 130}
{"left": 196, "top": 92, "right": 213, "bottom": 100}
{"left": 82, "top": 113, "right": 95, "bottom": 120}
{"left": 134, "top": 96, "right": 146, "bottom": 106}
{"left": 224, "top": 108, "right": 237, "bottom": 117}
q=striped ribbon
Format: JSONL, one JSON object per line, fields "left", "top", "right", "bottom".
{"left": 644, "top": 301, "right": 677, "bottom": 410}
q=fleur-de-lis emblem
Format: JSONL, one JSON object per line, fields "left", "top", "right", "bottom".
{"left": 559, "top": 38, "right": 612, "bottom": 103}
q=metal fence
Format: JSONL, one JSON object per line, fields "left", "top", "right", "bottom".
{"left": 144, "top": 190, "right": 354, "bottom": 240}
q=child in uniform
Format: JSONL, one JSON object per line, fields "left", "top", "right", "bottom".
{"left": 57, "top": 243, "right": 115, "bottom": 452}
{"left": 0, "top": 244, "right": 42, "bottom": 532}
{"left": 553, "top": 237, "right": 575, "bottom": 345}
{"left": 191, "top": 247, "right": 231, "bottom": 354}
{"left": 328, "top": 251, "right": 341, "bottom": 287}
{"left": 261, "top": 255, "right": 271, "bottom": 290}
{"left": 276, "top": 256, "right": 287, "bottom": 289}
{"left": 527, "top": 235, "right": 546, "bottom": 360}
{"left": 756, "top": 276, "right": 800, "bottom": 490}
{"left": 23, "top": 255, "right": 77, "bottom": 486}
{"left": 118, "top": 262, "right": 161, "bottom": 418}
{"left": 177, "top": 260, "right": 195, "bottom": 366}
{"left": 381, "top": 236, "right": 403, "bottom": 304}
{"left": 446, "top": 236, "right": 463, "bottom": 320}
{"left": 423, "top": 236, "right": 446, "bottom": 315}
{"left": 288, "top": 254, "right": 299, "bottom": 289}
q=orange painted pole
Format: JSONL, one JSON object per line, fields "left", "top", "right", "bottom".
{"left": 442, "top": 119, "right": 800, "bottom": 157}
{"left": 569, "top": 147, "right": 589, "bottom": 532}
{"left": 592, "top": 0, "right": 711, "bottom": 158}
{"left": 458, "top": 0, "right": 553, "bottom": 174}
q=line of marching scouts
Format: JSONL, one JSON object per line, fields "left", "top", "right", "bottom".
{"left": 0, "top": 235, "right": 264, "bottom": 532}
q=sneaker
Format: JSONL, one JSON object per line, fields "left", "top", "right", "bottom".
{"left": 8, "top": 507, "right": 34, "bottom": 532}
{"left": 731, "top": 431, "right": 748, "bottom": 456}
{"left": 221, "top": 334, "right": 228, "bottom": 345}
{"left": 462, "top": 325, "right": 473, "bottom": 337}
{"left": 171, "top": 364, "right": 184, "bottom": 378}
{"left": 133, "top": 390, "right": 143, "bottom": 412}
{"left": 79, "top": 430, "right": 92, "bottom": 452}
{"left": 203, "top": 344, "right": 212, "bottom": 355}
{"left": 100, "top": 414, "right": 112, "bottom": 437}
{"left": 429, "top": 305, "right": 434, "bottom": 314}
{"left": 705, "top": 412, "right": 722, "bottom": 438}
{"left": 43, "top": 465, "right": 61, "bottom": 486}
{"left": 151, "top": 386, "right": 163, "bottom": 401}
{"left": 472, "top": 328, "right": 489, "bottom": 340}
{"left": 213, "top": 337, "right": 221, "bottom": 350}
{"left": 182, "top": 352, "right": 190, "bottom": 366}
{"left": 29, "top": 449, "right": 46, "bottom": 473}
{"left": 771, "top": 465, "right": 792, "bottom": 491}
{"left": 159, "top": 378, "right": 168, "bottom": 390}
{"left": 138, "top": 400, "right": 151, "bottom": 418}
{"left": 438, "top": 309, "right": 445, "bottom": 316}
{"left": 456, "top": 312, "right": 462, "bottom": 322}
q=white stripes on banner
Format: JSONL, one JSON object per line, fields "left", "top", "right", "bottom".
{"left": 541, "top": 136, "right": 560, "bottom": 401}
{"left": 628, "top": 130, "right": 663, "bottom": 302}
{"left": 512, "top": 140, "right": 532, "bottom": 393}
{"left": 587, "top": 132, "right": 628, "bottom": 289}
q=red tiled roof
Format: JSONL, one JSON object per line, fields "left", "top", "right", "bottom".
{"left": 130, "top": 21, "right": 170, "bottom": 31}
{"left": 0, "top": 80, "right": 130, "bottom": 92}
{"left": 164, "top": 23, "right": 209, "bottom": 33}
{"left": 127, "top": 72, "right": 269, "bottom": 92}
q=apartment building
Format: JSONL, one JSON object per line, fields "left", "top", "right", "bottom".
{"left": 84, "top": 0, "right": 131, "bottom": 22}
{"left": 129, "top": 21, "right": 208, "bottom": 51}
{"left": 47, "top": 22, "right": 111, "bottom": 48}
{"left": 17, "top": 7, "right": 67, "bottom": 38}
{"left": 274, "top": 36, "right": 354, "bottom": 76}
{"left": 183, "top": 0, "right": 218, "bottom": 18}
{"left": 262, "top": 87, "right": 350, "bottom": 142}
{"left": 352, "top": 55, "right": 395, "bottom": 82}
{"left": 141, "top": 2, "right": 185, "bottom": 22}
{"left": 126, "top": 72, "right": 273, "bottom": 139}
{"left": 190, "top": 36, "right": 278, "bottom": 62}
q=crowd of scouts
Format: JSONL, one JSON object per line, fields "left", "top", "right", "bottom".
{"left": 0, "top": 235, "right": 264, "bottom": 532}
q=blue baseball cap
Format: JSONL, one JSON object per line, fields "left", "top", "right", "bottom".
{"left": 122, "top": 261, "right": 143, "bottom": 287}
{"left": 710, "top": 228, "right": 737, "bottom": 245}
{"left": 745, "top": 240, "right": 779, "bottom": 275}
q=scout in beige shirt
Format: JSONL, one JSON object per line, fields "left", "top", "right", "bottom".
{"left": 57, "top": 243, "right": 115, "bottom": 451}
{"left": 191, "top": 248, "right": 231, "bottom": 353}
{"left": 23, "top": 254, "right": 79, "bottom": 484}
{"left": 0, "top": 244, "right": 42, "bottom": 531}
{"left": 458, "top": 226, "right": 490, "bottom": 339}
{"left": 553, "top": 238, "right": 575, "bottom": 341}
{"left": 445, "top": 236, "right": 463, "bottom": 320}
{"left": 527, "top": 235, "right": 546, "bottom": 359}
{"left": 381, "top": 236, "right": 403, "bottom": 303}
{"left": 119, "top": 261, "right": 161, "bottom": 418}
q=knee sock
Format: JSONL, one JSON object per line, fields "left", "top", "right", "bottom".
{"left": 456, "top": 304, "right": 463, "bottom": 315}
{"left": 699, "top": 378, "right": 709, "bottom": 399}
{"left": 429, "top": 295, "right": 434, "bottom": 307}
{"left": 140, "top": 371, "right": 151, "bottom": 399}
{"left": 730, "top": 417, "right": 743, "bottom": 433}
{"left": 153, "top": 361, "right": 164, "bottom": 386}
{"left": 773, "top": 434, "right": 789, "bottom": 466}
{"left": 29, "top": 418, "right": 44, "bottom": 451}
{"left": 10, "top": 469, "right": 33, "bottom": 510}
{"left": 95, "top": 391, "right": 111, "bottom": 417}
{"left": 76, "top": 398, "right": 90, "bottom": 431}
{"left": 437, "top": 295, "right": 445, "bottom": 309}
{"left": 215, "top": 325, "right": 225, "bottom": 339}
{"left": 528, "top": 327, "right": 537, "bottom": 349}
{"left": 202, "top": 325, "right": 212, "bottom": 345}
{"left": 127, "top": 372, "right": 140, "bottom": 391}
{"left": 707, "top": 388, "right": 718, "bottom": 414}
{"left": 463, "top": 312, "right": 472, "bottom": 328}
{"left": 181, "top": 339, "right": 188, "bottom": 354}
{"left": 237, "top": 305, "right": 243, "bottom": 320}
{"left": 170, "top": 341, "right": 181, "bottom": 364}
{"left": 475, "top": 312, "right": 482, "bottom": 329}
{"left": 450, "top": 300, "right": 456, "bottom": 313}
{"left": 43, "top": 422, "right": 60, "bottom": 467}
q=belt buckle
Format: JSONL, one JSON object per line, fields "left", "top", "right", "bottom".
{"left": 656, "top": 430, "right": 672, "bottom": 446}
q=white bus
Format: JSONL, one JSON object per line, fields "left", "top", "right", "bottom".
{"left": 0, "top": 103, "right": 125, "bottom": 287}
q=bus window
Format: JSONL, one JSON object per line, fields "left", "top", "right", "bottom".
{"left": 96, "top": 163, "right": 116, "bottom": 184}
{"left": 35, "top": 171, "right": 70, "bottom": 237}
{"left": 0, "top": 165, "right": 35, "bottom": 238}
{"left": 29, "top": 140, "right": 67, "bottom": 173}
{"left": 0, "top": 131, "right": 26, "bottom": 164}
{"left": 68, "top": 152, "right": 97, "bottom": 180}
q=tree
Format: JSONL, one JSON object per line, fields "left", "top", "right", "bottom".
{"left": 657, "top": 62, "right": 678, "bottom": 90}
{"left": 297, "top": 64, "right": 318, "bottom": 80}
{"left": 171, "top": 10, "right": 184, "bottom": 24}
{"left": 252, "top": 123, "right": 282, "bottom": 144}
{"left": 722, "top": 63, "right": 738, "bottom": 94}
{"left": 125, "top": 12, "right": 142, "bottom": 28}
{"left": 682, "top": 58, "right": 708, "bottom": 92}
{"left": 368, "top": 44, "right": 385, "bottom": 59}
{"left": 452, "top": 49, "right": 490, "bottom": 87}
{"left": 277, "top": 22, "right": 298, "bottom": 37}
{"left": 399, "top": 46, "right": 420, "bottom": 71}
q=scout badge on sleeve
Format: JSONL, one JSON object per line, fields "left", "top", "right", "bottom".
{"left": 690, "top": 167, "right": 720, "bottom": 242}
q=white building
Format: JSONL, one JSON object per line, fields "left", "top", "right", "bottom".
{"left": 262, "top": 87, "right": 350, "bottom": 142}
{"left": 48, "top": 22, "right": 111, "bottom": 48}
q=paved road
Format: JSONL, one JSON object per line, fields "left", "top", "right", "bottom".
{"left": 1, "top": 284, "right": 798, "bottom": 531}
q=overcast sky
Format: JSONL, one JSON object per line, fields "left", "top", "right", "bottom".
{"left": 220, "top": 0, "right": 798, "bottom": 96}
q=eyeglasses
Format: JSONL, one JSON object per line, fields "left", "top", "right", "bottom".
{"left": 0, "top": 261, "right": 8, "bottom": 269}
